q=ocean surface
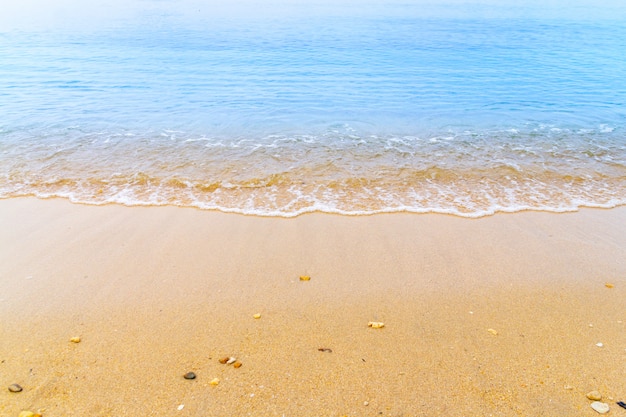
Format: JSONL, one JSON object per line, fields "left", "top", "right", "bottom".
{"left": 1, "top": 0, "right": 626, "bottom": 217}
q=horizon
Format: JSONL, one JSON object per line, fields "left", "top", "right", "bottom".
{"left": 2, "top": 0, "right": 625, "bottom": 31}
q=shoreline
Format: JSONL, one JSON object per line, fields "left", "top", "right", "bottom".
{"left": 1, "top": 197, "right": 625, "bottom": 416}
{"left": 3, "top": 194, "right": 625, "bottom": 220}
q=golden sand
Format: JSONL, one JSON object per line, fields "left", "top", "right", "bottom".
{"left": 1, "top": 198, "right": 625, "bottom": 416}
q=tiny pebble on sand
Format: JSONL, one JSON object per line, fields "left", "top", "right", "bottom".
{"left": 586, "top": 390, "right": 602, "bottom": 401}
{"left": 8, "top": 383, "right": 23, "bottom": 393}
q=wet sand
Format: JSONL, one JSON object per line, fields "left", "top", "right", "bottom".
{"left": 1, "top": 197, "right": 625, "bottom": 416}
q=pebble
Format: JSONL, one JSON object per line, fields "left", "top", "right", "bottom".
{"left": 299, "top": 275, "right": 311, "bottom": 281}
{"left": 70, "top": 336, "right": 81, "bottom": 343}
{"left": 18, "top": 412, "right": 39, "bottom": 417}
{"left": 586, "top": 391, "right": 602, "bottom": 401}
{"left": 590, "top": 401, "right": 610, "bottom": 414}
{"left": 368, "top": 321, "right": 385, "bottom": 329}
{"left": 209, "top": 378, "right": 220, "bottom": 386}
{"left": 226, "top": 357, "right": 237, "bottom": 365}
{"left": 233, "top": 361, "right": 242, "bottom": 368}
{"left": 177, "top": 404, "right": 184, "bottom": 411}
{"left": 183, "top": 372, "right": 196, "bottom": 380}
{"left": 605, "top": 283, "right": 614, "bottom": 288}
{"left": 8, "top": 383, "right": 23, "bottom": 393}
{"left": 253, "top": 313, "right": 261, "bottom": 319}
{"left": 487, "top": 328, "right": 498, "bottom": 336}
{"left": 596, "top": 342, "right": 603, "bottom": 347}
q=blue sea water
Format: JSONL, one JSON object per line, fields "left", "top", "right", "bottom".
{"left": 1, "top": 0, "right": 625, "bottom": 216}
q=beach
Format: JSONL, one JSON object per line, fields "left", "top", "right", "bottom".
{"left": 2, "top": 0, "right": 626, "bottom": 415}
{"left": 0, "top": 197, "right": 624, "bottom": 416}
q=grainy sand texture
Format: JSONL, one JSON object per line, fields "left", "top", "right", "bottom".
{"left": 1, "top": 198, "right": 625, "bottom": 416}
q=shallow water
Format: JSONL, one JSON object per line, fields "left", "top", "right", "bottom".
{"left": 1, "top": 0, "right": 625, "bottom": 216}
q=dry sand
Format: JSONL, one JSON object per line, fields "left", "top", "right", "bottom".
{"left": 0, "top": 197, "right": 625, "bottom": 416}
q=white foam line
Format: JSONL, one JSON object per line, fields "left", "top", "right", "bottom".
{"left": 3, "top": 192, "right": 625, "bottom": 219}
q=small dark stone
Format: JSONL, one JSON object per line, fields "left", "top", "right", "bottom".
{"left": 183, "top": 372, "right": 196, "bottom": 380}
{"left": 8, "top": 383, "right": 23, "bottom": 393}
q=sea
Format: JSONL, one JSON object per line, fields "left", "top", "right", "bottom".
{"left": 1, "top": 0, "right": 625, "bottom": 217}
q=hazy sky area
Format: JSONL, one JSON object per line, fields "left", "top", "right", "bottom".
{"left": 2, "top": 0, "right": 625, "bottom": 31}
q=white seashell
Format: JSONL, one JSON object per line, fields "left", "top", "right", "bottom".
{"left": 590, "top": 401, "right": 610, "bottom": 414}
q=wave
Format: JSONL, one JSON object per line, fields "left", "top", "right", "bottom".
{"left": 2, "top": 124, "right": 625, "bottom": 217}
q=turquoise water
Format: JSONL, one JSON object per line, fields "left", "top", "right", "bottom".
{"left": 1, "top": 1, "right": 626, "bottom": 216}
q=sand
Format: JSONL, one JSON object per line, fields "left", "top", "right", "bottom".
{"left": 0, "top": 197, "right": 625, "bottom": 416}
